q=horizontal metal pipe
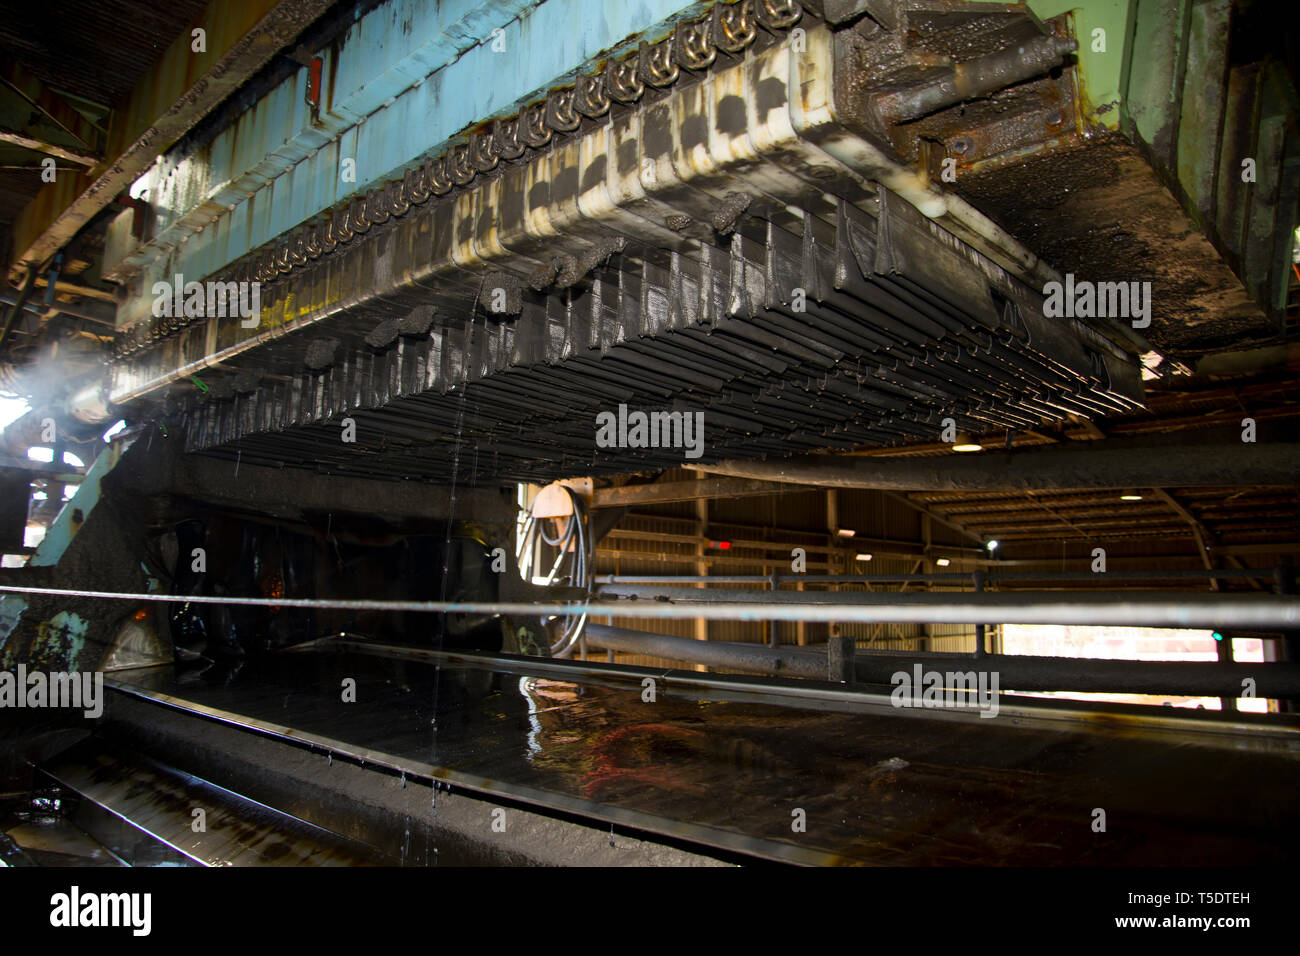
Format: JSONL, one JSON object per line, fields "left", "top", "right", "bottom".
{"left": 687, "top": 426, "right": 1300, "bottom": 491}
{"left": 1195, "top": 344, "right": 1300, "bottom": 377}
{"left": 982, "top": 568, "right": 1272, "bottom": 582}
{"left": 855, "top": 655, "right": 1300, "bottom": 699}
{"left": 584, "top": 624, "right": 827, "bottom": 679}
{"left": 583, "top": 625, "right": 1300, "bottom": 699}
{"left": 597, "top": 574, "right": 988, "bottom": 585}
{"left": 878, "top": 35, "right": 1078, "bottom": 123}
{"left": 597, "top": 584, "right": 1284, "bottom": 610}
{"left": 317, "top": 639, "right": 1300, "bottom": 739}
{"left": 596, "top": 567, "right": 1275, "bottom": 585}
{"left": 3, "top": 585, "right": 1298, "bottom": 629}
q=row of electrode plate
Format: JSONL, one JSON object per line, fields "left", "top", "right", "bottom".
{"left": 178, "top": 197, "right": 1143, "bottom": 483}
{"left": 110, "top": 0, "right": 807, "bottom": 361}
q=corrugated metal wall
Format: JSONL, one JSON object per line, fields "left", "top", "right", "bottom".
{"left": 584, "top": 477, "right": 981, "bottom": 668}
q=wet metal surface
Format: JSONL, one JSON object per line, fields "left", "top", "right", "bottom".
{"left": 108, "top": 645, "right": 1300, "bottom": 865}
{"left": 40, "top": 740, "right": 384, "bottom": 866}
{"left": 1, "top": 790, "right": 124, "bottom": 867}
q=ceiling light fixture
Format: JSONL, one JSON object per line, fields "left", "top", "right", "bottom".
{"left": 951, "top": 433, "right": 983, "bottom": 453}
{"left": 1119, "top": 490, "right": 1144, "bottom": 501}
{"left": 855, "top": 553, "right": 873, "bottom": 562}
{"left": 935, "top": 557, "right": 951, "bottom": 567}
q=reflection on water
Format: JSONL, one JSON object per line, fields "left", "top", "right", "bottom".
{"left": 114, "top": 647, "right": 1300, "bottom": 865}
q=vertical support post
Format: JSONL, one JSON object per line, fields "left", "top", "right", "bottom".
{"left": 608, "top": 552, "right": 617, "bottom": 664}
{"left": 796, "top": 580, "right": 807, "bottom": 646}
{"left": 1275, "top": 559, "right": 1296, "bottom": 713}
{"left": 1216, "top": 628, "right": 1236, "bottom": 712}
{"left": 1277, "top": 558, "right": 1297, "bottom": 661}
{"left": 973, "top": 570, "right": 986, "bottom": 658}
{"left": 693, "top": 498, "right": 709, "bottom": 672}
{"left": 828, "top": 635, "right": 855, "bottom": 685}
{"left": 768, "top": 573, "right": 780, "bottom": 648}
{"left": 921, "top": 514, "right": 932, "bottom": 652}
{"left": 826, "top": 490, "right": 839, "bottom": 644}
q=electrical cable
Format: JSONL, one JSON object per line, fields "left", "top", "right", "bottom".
{"left": 521, "top": 485, "right": 592, "bottom": 657}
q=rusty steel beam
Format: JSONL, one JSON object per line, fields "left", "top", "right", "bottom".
{"left": 0, "top": 60, "right": 104, "bottom": 160}
{"left": 0, "top": 125, "right": 98, "bottom": 166}
{"left": 985, "top": 528, "right": 1194, "bottom": 542}
{"left": 33, "top": 277, "right": 118, "bottom": 304}
{"left": 883, "top": 490, "right": 985, "bottom": 546}
{"left": 603, "top": 526, "right": 982, "bottom": 558}
{"left": 1153, "top": 488, "right": 1219, "bottom": 577}
{"left": 5, "top": 0, "right": 332, "bottom": 282}
{"left": 995, "top": 543, "right": 1300, "bottom": 561}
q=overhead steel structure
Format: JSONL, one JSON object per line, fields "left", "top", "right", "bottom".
{"left": 0, "top": 0, "right": 1297, "bottom": 869}
{"left": 95, "top": 1, "right": 1148, "bottom": 484}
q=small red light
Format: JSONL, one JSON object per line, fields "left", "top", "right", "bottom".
{"left": 709, "top": 540, "right": 731, "bottom": 550}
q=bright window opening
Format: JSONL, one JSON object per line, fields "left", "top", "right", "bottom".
{"left": 1001, "top": 625, "right": 1269, "bottom": 713}
{"left": 0, "top": 397, "right": 29, "bottom": 429}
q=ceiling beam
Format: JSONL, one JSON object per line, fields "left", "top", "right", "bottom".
{"left": 1153, "top": 487, "right": 1220, "bottom": 589}
{"left": 602, "top": 526, "right": 985, "bottom": 559}
{"left": 883, "top": 490, "right": 987, "bottom": 547}
{"left": 616, "top": 513, "right": 987, "bottom": 557}
{"left": 5, "top": 0, "right": 333, "bottom": 282}
{"left": 994, "top": 543, "right": 1300, "bottom": 560}
{"left": 0, "top": 125, "right": 98, "bottom": 166}
{"left": 33, "top": 277, "right": 117, "bottom": 304}
{"left": 0, "top": 60, "right": 104, "bottom": 151}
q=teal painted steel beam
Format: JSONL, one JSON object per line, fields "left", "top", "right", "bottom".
{"left": 27, "top": 437, "right": 133, "bottom": 569}
{"left": 0, "top": 435, "right": 134, "bottom": 665}
{"left": 107, "top": 0, "right": 545, "bottom": 282}
{"left": 109, "top": 0, "right": 705, "bottom": 331}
